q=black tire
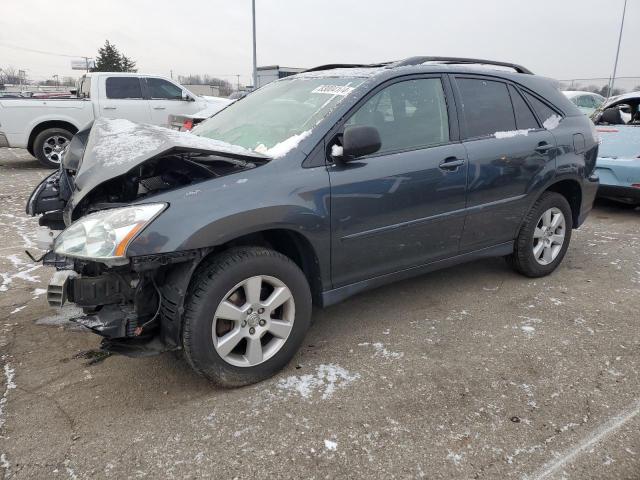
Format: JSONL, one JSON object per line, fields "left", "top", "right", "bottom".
{"left": 507, "top": 191, "right": 573, "bottom": 277}
{"left": 32, "top": 127, "right": 73, "bottom": 168}
{"left": 182, "top": 247, "right": 312, "bottom": 387}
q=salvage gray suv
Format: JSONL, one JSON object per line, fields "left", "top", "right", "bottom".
{"left": 27, "top": 57, "right": 599, "bottom": 386}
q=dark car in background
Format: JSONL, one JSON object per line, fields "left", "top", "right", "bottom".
{"left": 27, "top": 56, "right": 599, "bottom": 386}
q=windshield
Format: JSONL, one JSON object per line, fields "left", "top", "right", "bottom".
{"left": 192, "top": 77, "right": 365, "bottom": 156}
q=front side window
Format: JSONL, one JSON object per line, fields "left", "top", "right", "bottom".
{"left": 193, "top": 76, "right": 366, "bottom": 152}
{"left": 105, "top": 77, "right": 142, "bottom": 99}
{"left": 147, "top": 78, "right": 183, "bottom": 100}
{"left": 345, "top": 78, "right": 450, "bottom": 154}
{"left": 457, "top": 78, "right": 515, "bottom": 138}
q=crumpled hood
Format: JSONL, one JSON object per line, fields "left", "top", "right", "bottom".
{"left": 62, "top": 118, "right": 266, "bottom": 221}
{"left": 73, "top": 118, "right": 262, "bottom": 193}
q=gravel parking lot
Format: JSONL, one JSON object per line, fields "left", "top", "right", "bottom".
{"left": 1, "top": 148, "right": 639, "bottom": 479}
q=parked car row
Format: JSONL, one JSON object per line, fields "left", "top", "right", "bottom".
{"left": 590, "top": 91, "right": 640, "bottom": 204}
{"left": 0, "top": 72, "right": 230, "bottom": 167}
{"left": 26, "top": 56, "right": 600, "bottom": 386}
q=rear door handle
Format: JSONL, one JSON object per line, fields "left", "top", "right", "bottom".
{"left": 535, "top": 142, "right": 553, "bottom": 153}
{"left": 153, "top": 106, "right": 166, "bottom": 110}
{"left": 439, "top": 157, "right": 465, "bottom": 170}
{"left": 103, "top": 106, "right": 116, "bottom": 110}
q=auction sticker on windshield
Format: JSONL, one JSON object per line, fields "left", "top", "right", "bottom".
{"left": 311, "top": 85, "right": 355, "bottom": 96}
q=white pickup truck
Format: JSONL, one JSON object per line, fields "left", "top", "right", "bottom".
{"left": 0, "top": 72, "right": 231, "bottom": 167}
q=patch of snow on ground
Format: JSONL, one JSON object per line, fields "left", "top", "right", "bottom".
{"left": 543, "top": 115, "right": 562, "bottom": 130}
{"left": 276, "top": 364, "right": 360, "bottom": 400}
{"left": 32, "top": 288, "right": 47, "bottom": 299}
{"left": 0, "top": 213, "right": 40, "bottom": 250}
{"left": 36, "top": 306, "right": 85, "bottom": 329}
{"left": 1, "top": 254, "right": 41, "bottom": 293}
{"left": 359, "top": 342, "right": 404, "bottom": 359}
{"left": 495, "top": 128, "right": 534, "bottom": 139}
{"left": 447, "top": 450, "right": 464, "bottom": 466}
{"left": 9, "top": 306, "right": 26, "bottom": 315}
{"left": 324, "top": 439, "right": 337, "bottom": 451}
{"left": 1, "top": 358, "right": 17, "bottom": 435}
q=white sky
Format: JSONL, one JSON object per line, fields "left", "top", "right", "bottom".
{"left": 0, "top": 0, "right": 637, "bottom": 86}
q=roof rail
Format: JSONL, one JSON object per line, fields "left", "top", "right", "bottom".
{"left": 389, "top": 56, "right": 533, "bottom": 74}
{"left": 302, "top": 62, "right": 390, "bottom": 73}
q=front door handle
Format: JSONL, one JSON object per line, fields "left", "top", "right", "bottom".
{"left": 153, "top": 106, "right": 166, "bottom": 110}
{"left": 439, "top": 157, "right": 465, "bottom": 170}
{"left": 103, "top": 106, "right": 116, "bottom": 110}
{"left": 535, "top": 142, "right": 553, "bottom": 153}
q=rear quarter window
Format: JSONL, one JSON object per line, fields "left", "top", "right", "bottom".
{"left": 522, "top": 91, "right": 560, "bottom": 126}
{"left": 508, "top": 85, "right": 539, "bottom": 130}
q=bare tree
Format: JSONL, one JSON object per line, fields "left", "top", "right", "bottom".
{"left": 177, "top": 74, "right": 234, "bottom": 96}
{"left": 0, "top": 66, "right": 25, "bottom": 84}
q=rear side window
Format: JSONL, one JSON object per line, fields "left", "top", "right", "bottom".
{"left": 522, "top": 91, "right": 559, "bottom": 126}
{"left": 508, "top": 85, "right": 539, "bottom": 130}
{"left": 457, "top": 78, "right": 516, "bottom": 138}
{"left": 105, "top": 77, "right": 143, "bottom": 99}
{"left": 346, "top": 78, "right": 450, "bottom": 154}
{"left": 146, "top": 78, "right": 182, "bottom": 100}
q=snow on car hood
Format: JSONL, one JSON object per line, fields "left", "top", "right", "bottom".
{"left": 70, "top": 118, "right": 266, "bottom": 207}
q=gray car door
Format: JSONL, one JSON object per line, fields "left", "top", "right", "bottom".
{"left": 328, "top": 76, "right": 468, "bottom": 288}
{"left": 453, "top": 77, "right": 557, "bottom": 252}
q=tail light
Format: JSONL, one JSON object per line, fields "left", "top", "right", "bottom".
{"left": 632, "top": 184, "right": 640, "bottom": 189}
{"left": 183, "top": 119, "right": 194, "bottom": 131}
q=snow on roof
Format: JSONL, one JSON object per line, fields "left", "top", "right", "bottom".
{"left": 295, "top": 67, "right": 386, "bottom": 79}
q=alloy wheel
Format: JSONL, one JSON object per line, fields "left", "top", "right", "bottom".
{"left": 212, "top": 275, "right": 295, "bottom": 367}
{"left": 532, "top": 207, "right": 566, "bottom": 265}
{"left": 42, "top": 135, "right": 69, "bottom": 164}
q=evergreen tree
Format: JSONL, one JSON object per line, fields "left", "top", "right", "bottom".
{"left": 120, "top": 55, "right": 137, "bottom": 73}
{"left": 91, "top": 40, "right": 137, "bottom": 72}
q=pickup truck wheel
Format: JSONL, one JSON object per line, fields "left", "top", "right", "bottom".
{"left": 33, "top": 128, "right": 72, "bottom": 168}
{"left": 182, "top": 247, "right": 312, "bottom": 387}
{"left": 507, "top": 191, "right": 573, "bottom": 277}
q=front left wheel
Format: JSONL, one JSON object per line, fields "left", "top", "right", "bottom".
{"left": 182, "top": 247, "right": 312, "bottom": 387}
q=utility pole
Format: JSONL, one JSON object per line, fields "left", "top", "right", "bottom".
{"left": 236, "top": 74, "right": 241, "bottom": 91}
{"left": 170, "top": 69, "right": 173, "bottom": 79}
{"left": 53, "top": 74, "right": 59, "bottom": 87}
{"left": 608, "top": 0, "right": 628, "bottom": 98}
{"left": 252, "top": 0, "right": 257, "bottom": 89}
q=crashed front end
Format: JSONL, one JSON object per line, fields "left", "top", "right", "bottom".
{"left": 26, "top": 118, "right": 265, "bottom": 356}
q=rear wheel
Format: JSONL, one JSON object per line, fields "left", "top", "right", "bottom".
{"left": 33, "top": 128, "right": 73, "bottom": 168}
{"left": 507, "top": 191, "right": 573, "bottom": 277}
{"left": 182, "top": 247, "right": 312, "bottom": 387}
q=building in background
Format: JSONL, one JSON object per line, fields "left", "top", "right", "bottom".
{"left": 182, "top": 84, "right": 221, "bottom": 97}
{"left": 256, "top": 65, "right": 304, "bottom": 88}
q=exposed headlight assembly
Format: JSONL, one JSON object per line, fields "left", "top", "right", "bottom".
{"left": 54, "top": 203, "right": 166, "bottom": 264}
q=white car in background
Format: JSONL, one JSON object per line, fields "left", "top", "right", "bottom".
{"left": 0, "top": 72, "right": 229, "bottom": 167}
{"left": 562, "top": 91, "right": 605, "bottom": 116}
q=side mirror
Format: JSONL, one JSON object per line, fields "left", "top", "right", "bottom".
{"left": 341, "top": 125, "right": 381, "bottom": 160}
{"left": 182, "top": 91, "right": 194, "bottom": 102}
